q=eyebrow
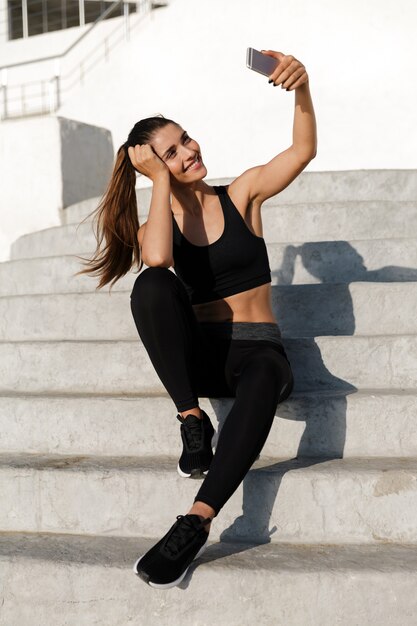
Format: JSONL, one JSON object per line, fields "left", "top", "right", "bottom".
{"left": 162, "top": 130, "right": 188, "bottom": 159}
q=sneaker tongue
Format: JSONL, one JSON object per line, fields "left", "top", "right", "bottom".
{"left": 163, "top": 515, "right": 201, "bottom": 557}
{"left": 182, "top": 415, "right": 203, "bottom": 450}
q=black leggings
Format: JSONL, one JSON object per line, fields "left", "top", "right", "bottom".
{"left": 130, "top": 267, "right": 294, "bottom": 517}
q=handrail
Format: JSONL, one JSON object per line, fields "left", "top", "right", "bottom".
{"left": 0, "top": 0, "right": 139, "bottom": 71}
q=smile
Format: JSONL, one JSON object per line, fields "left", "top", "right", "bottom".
{"left": 185, "top": 156, "right": 203, "bottom": 172}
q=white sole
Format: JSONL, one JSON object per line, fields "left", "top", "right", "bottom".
{"left": 177, "top": 461, "right": 209, "bottom": 478}
{"left": 133, "top": 539, "right": 209, "bottom": 589}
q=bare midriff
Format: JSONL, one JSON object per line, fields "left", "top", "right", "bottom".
{"left": 192, "top": 282, "right": 278, "bottom": 323}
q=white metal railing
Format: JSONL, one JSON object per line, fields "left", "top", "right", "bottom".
{"left": 0, "top": 0, "right": 156, "bottom": 120}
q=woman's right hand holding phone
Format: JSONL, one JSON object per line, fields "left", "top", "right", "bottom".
{"left": 127, "top": 144, "right": 170, "bottom": 182}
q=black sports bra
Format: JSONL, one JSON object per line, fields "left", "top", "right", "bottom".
{"left": 171, "top": 185, "right": 272, "bottom": 305}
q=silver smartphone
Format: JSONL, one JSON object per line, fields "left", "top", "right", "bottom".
{"left": 246, "top": 47, "right": 280, "bottom": 77}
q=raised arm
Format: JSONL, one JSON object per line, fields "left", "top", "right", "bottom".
{"left": 128, "top": 144, "right": 174, "bottom": 268}
{"left": 238, "top": 51, "right": 317, "bottom": 206}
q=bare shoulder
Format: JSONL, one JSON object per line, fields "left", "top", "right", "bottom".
{"left": 229, "top": 147, "right": 314, "bottom": 207}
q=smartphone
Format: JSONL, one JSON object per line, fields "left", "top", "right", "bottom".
{"left": 246, "top": 47, "right": 280, "bottom": 77}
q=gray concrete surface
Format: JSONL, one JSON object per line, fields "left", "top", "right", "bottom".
{"left": 10, "top": 201, "right": 417, "bottom": 259}
{"left": 1, "top": 170, "right": 417, "bottom": 620}
{"left": 2, "top": 533, "right": 417, "bottom": 626}
{"left": 1, "top": 390, "right": 417, "bottom": 459}
{"left": 60, "top": 170, "right": 417, "bottom": 227}
{"left": 2, "top": 236, "right": 417, "bottom": 295}
{"left": 2, "top": 453, "right": 417, "bottom": 544}
{"left": 0, "top": 116, "right": 114, "bottom": 263}
{"left": 0, "top": 334, "right": 415, "bottom": 394}
{"left": 1, "top": 281, "right": 416, "bottom": 340}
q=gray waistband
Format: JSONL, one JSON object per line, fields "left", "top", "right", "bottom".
{"left": 199, "top": 321, "right": 282, "bottom": 344}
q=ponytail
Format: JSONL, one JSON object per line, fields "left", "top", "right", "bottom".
{"left": 74, "top": 114, "right": 179, "bottom": 291}
{"left": 74, "top": 143, "right": 142, "bottom": 291}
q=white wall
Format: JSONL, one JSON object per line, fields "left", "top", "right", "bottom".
{"left": 49, "top": 0, "right": 417, "bottom": 179}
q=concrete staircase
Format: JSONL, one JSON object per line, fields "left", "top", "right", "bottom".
{"left": 1, "top": 170, "right": 417, "bottom": 625}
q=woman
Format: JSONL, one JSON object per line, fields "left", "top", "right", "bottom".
{"left": 77, "top": 49, "right": 317, "bottom": 589}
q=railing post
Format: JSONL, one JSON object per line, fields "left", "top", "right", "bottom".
{"left": 22, "top": 0, "right": 29, "bottom": 38}
{"left": 79, "top": 0, "right": 85, "bottom": 26}
{"left": 124, "top": 2, "right": 130, "bottom": 42}
{"left": 54, "top": 58, "right": 61, "bottom": 110}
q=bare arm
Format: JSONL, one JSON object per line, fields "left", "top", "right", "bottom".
{"left": 128, "top": 144, "right": 174, "bottom": 268}
{"left": 233, "top": 51, "right": 317, "bottom": 206}
{"left": 291, "top": 81, "right": 317, "bottom": 161}
{"left": 140, "top": 173, "right": 174, "bottom": 267}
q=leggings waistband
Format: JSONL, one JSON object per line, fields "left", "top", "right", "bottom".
{"left": 198, "top": 321, "right": 283, "bottom": 345}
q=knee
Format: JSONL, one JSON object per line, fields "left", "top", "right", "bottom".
{"left": 130, "top": 266, "right": 176, "bottom": 304}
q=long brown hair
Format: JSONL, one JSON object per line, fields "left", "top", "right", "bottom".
{"left": 74, "top": 114, "right": 179, "bottom": 291}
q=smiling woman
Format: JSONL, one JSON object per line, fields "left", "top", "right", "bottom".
{"left": 73, "top": 50, "right": 316, "bottom": 591}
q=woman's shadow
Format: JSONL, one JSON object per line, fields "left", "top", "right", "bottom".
{"left": 208, "top": 241, "right": 417, "bottom": 545}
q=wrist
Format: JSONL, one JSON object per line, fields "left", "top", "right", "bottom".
{"left": 295, "top": 79, "right": 310, "bottom": 92}
{"left": 152, "top": 171, "right": 170, "bottom": 184}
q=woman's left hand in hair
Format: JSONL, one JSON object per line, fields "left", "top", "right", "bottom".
{"left": 261, "top": 50, "right": 309, "bottom": 91}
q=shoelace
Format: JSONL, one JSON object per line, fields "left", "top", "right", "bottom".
{"left": 181, "top": 415, "right": 204, "bottom": 451}
{"left": 163, "top": 515, "right": 204, "bottom": 557}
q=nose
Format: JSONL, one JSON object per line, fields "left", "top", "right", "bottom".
{"left": 183, "top": 144, "right": 196, "bottom": 158}
{"left": 183, "top": 145, "right": 199, "bottom": 167}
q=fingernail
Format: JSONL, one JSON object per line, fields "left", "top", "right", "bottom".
{"left": 268, "top": 79, "right": 273, "bottom": 84}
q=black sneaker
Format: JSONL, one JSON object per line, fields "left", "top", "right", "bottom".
{"left": 133, "top": 514, "right": 212, "bottom": 589}
{"left": 176, "top": 409, "right": 215, "bottom": 479}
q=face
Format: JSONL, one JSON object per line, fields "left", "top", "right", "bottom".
{"left": 150, "top": 123, "right": 206, "bottom": 183}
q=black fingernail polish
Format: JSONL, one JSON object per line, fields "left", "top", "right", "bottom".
{"left": 268, "top": 79, "right": 273, "bottom": 84}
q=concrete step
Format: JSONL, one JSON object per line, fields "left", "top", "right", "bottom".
{"left": 2, "top": 237, "right": 417, "bottom": 295}
{"left": 2, "top": 282, "right": 416, "bottom": 341}
{"left": 0, "top": 253, "right": 137, "bottom": 295}
{"left": 0, "top": 334, "right": 415, "bottom": 394}
{"left": 2, "top": 452, "right": 417, "bottom": 544}
{"left": 1, "top": 390, "right": 417, "bottom": 459}
{"left": 1, "top": 533, "right": 417, "bottom": 626}
{"left": 2, "top": 534, "right": 417, "bottom": 626}
{"left": 60, "top": 177, "right": 232, "bottom": 225}
{"left": 59, "top": 170, "right": 417, "bottom": 225}
{"left": 10, "top": 201, "right": 417, "bottom": 259}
